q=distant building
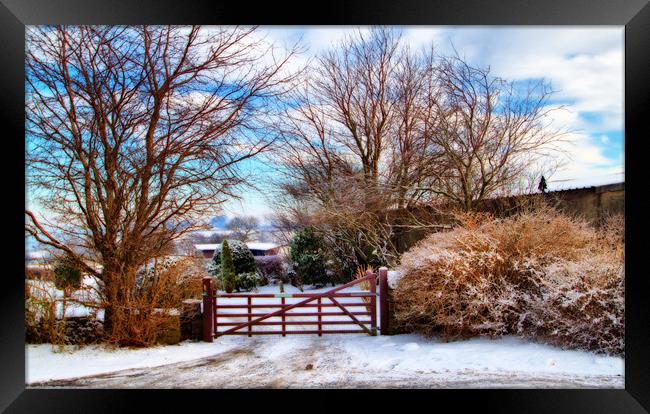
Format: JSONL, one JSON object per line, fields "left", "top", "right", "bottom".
{"left": 247, "top": 242, "right": 282, "bottom": 256}
{"left": 24, "top": 249, "right": 104, "bottom": 278}
{"left": 194, "top": 242, "right": 281, "bottom": 259}
{"left": 25, "top": 250, "right": 54, "bottom": 278}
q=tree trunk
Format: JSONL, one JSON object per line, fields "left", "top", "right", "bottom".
{"left": 100, "top": 262, "right": 138, "bottom": 339}
{"left": 103, "top": 304, "right": 115, "bottom": 337}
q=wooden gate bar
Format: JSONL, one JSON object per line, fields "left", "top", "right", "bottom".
{"left": 318, "top": 297, "right": 322, "bottom": 336}
{"left": 222, "top": 330, "right": 366, "bottom": 335}
{"left": 247, "top": 297, "right": 252, "bottom": 337}
{"left": 328, "top": 297, "right": 371, "bottom": 335}
{"left": 281, "top": 296, "right": 286, "bottom": 337}
{"left": 216, "top": 320, "right": 372, "bottom": 326}
{"left": 213, "top": 287, "right": 217, "bottom": 335}
{"left": 215, "top": 311, "right": 372, "bottom": 318}
{"left": 215, "top": 274, "right": 374, "bottom": 336}
{"left": 215, "top": 302, "right": 370, "bottom": 308}
{"left": 216, "top": 292, "right": 375, "bottom": 298}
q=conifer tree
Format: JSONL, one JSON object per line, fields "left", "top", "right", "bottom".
{"left": 220, "top": 240, "right": 236, "bottom": 293}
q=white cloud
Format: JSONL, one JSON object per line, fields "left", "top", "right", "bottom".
{"left": 402, "top": 27, "right": 447, "bottom": 51}
{"left": 430, "top": 27, "right": 624, "bottom": 133}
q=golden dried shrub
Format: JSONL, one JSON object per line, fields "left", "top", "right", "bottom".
{"left": 393, "top": 208, "right": 624, "bottom": 355}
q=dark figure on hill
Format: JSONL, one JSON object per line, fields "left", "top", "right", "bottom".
{"left": 538, "top": 176, "right": 548, "bottom": 193}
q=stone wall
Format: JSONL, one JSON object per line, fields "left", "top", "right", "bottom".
{"left": 155, "top": 314, "right": 181, "bottom": 345}
{"left": 393, "top": 183, "right": 624, "bottom": 254}
{"left": 26, "top": 311, "right": 185, "bottom": 345}
{"left": 26, "top": 316, "right": 105, "bottom": 345}
{"left": 546, "top": 183, "right": 624, "bottom": 223}
{"left": 180, "top": 299, "right": 203, "bottom": 341}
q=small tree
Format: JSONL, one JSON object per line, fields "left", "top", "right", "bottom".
{"left": 53, "top": 254, "right": 82, "bottom": 290}
{"left": 52, "top": 254, "right": 82, "bottom": 334}
{"left": 220, "top": 240, "right": 236, "bottom": 293}
{"left": 290, "top": 227, "right": 329, "bottom": 287}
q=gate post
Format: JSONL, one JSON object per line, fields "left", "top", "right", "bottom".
{"left": 202, "top": 277, "right": 214, "bottom": 342}
{"left": 367, "top": 270, "right": 377, "bottom": 335}
{"left": 378, "top": 267, "right": 390, "bottom": 336}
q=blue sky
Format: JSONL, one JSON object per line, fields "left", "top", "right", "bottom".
{"left": 225, "top": 26, "right": 624, "bottom": 218}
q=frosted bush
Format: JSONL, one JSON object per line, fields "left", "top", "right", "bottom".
{"left": 526, "top": 255, "right": 624, "bottom": 355}
{"left": 210, "top": 239, "right": 257, "bottom": 276}
{"left": 235, "top": 272, "right": 266, "bottom": 292}
{"left": 255, "top": 255, "right": 288, "bottom": 282}
{"left": 393, "top": 208, "right": 624, "bottom": 355}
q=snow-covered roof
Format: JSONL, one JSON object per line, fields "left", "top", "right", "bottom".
{"left": 194, "top": 242, "right": 279, "bottom": 252}
{"left": 194, "top": 243, "right": 221, "bottom": 251}
{"left": 247, "top": 242, "right": 279, "bottom": 251}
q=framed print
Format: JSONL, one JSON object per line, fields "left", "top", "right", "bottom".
{"left": 2, "top": 0, "right": 649, "bottom": 412}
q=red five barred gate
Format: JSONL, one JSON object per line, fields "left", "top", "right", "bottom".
{"left": 201, "top": 267, "right": 390, "bottom": 341}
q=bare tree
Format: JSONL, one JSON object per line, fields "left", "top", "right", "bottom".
{"left": 270, "top": 27, "right": 564, "bottom": 274}
{"left": 25, "top": 25, "right": 299, "bottom": 333}
{"left": 424, "top": 55, "right": 565, "bottom": 211}
{"left": 386, "top": 45, "right": 445, "bottom": 209}
{"left": 227, "top": 215, "right": 260, "bottom": 242}
{"left": 316, "top": 28, "right": 401, "bottom": 189}
{"left": 268, "top": 29, "right": 432, "bottom": 273}
{"left": 269, "top": 28, "right": 450, "bottom": 272}
{"left": 274, "top": 28, "right": 401, "bottom": 201}
{"left": 188, "top": 232, "right": 227, "bottom": 245}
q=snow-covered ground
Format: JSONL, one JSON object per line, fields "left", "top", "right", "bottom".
{"left": 26, "top": 282, "right": 624, "bottom": 388}
{"left": 26, "top": 341, "right": 240, "bottom": 383}
{"left": 26, "top": 334, "right": 624, "bottom": 388}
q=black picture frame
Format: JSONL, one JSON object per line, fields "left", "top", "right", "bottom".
{"left": 2, "top": 0, "right": 648, "bottom": 412}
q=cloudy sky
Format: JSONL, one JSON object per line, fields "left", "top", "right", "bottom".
{"left": 225, "top": 26, "right": 624, "bottom": 219}
{"left": 26, "top": 26, "right": 624, "bottom": 223}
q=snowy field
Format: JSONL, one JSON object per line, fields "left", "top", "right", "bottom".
{"left": 27, "top": 334, "right": 624, "bottom": 388}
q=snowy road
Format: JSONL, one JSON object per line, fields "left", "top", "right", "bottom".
{"left": 27, "top": 335, "right": 624, "bottom": 389}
